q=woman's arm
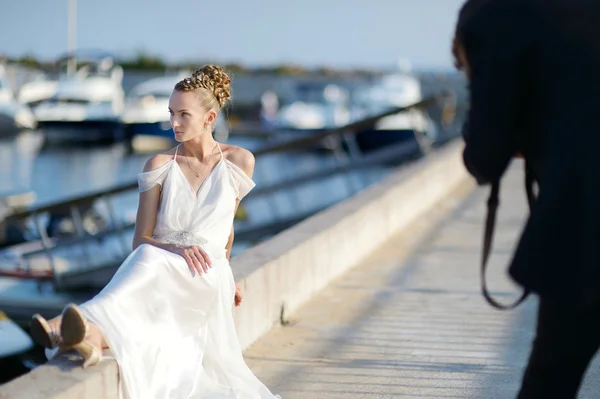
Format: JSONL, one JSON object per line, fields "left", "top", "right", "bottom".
{"left": 224, "top": 147, "right": 256, "bottom": 256}
{"left": 132, "top": 155, "right": 176, "bottom": 251}
{"left": 224, "top": 199, "right": 241, "bottom": 261}
{"left": 225, "top": 147, "right": 255, "bottom": 307}
{"left": 132, "top": 185, "right": 177, "bottom": 252}
{"left": 132, "top": 154, "right": 212, "bottom": 274}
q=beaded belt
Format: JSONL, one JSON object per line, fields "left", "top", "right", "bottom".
{"left": 160, "top": 231, "right": 208, "bottom": 247}
{"left": 155, "top": 230, "right": 227, "bottom": 260}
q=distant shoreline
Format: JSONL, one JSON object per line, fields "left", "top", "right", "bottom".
{"left": 2, "top": 56, "right": 387, "bottom": 79}
{"left": 1, "top": 52, "right": 459, "bottom": 79}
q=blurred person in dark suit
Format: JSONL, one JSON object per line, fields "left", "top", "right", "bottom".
{"left": 453, "top": 0, "right": 600, "bottom": 397}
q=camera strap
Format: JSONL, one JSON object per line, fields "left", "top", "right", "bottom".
{"left": 480, "top": 161, "right": 536, "bottom": 310}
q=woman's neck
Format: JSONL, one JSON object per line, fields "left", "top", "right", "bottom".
{"left": 181, "top": 135, "right": 219, "bottom": 161}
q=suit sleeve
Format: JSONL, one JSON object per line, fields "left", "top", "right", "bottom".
{"left": 461, "top": 1, "right": 533, "bottom": 185}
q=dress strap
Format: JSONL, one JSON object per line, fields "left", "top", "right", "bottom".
{"left": 174, "top": 144, "right": 180, "bottom": 161}
{"left": 216, "top": 142, "right": 223, "bottom": 161}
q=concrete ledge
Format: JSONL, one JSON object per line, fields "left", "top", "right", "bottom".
{"left": 231, "top": 139, "right": 472, "bottom": 349}
{"left": 0, "top": 354, "right": 120, "bottom": 399}
{"left": 0, "top": 139, "right": 473, "bottom": 398}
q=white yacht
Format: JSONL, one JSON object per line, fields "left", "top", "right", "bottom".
{"left": 29, "top": 51, "right": 126, "bottom": 142}
{"left": 17, "top": 72, "right": 58, "bottom": 110}
{"left": 270, "top": 82, "right": 351, "bottom": 131}
{"left": 350, "top": 60, "right": 437, "bottom": 153}
{"left": 0, "top": 64, "right": 37, "bottom": 134}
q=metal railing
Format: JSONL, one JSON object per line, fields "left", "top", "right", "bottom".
{"left": 0, "top": 91, "right": 456, "bottom": 289}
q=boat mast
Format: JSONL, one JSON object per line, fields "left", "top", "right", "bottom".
{"left": 67, "top": 0, "right": 77, "bottom": 75}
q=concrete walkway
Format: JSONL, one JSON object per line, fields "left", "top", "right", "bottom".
{"left": 243, "top": 161, "right": 600, "bottom": 399}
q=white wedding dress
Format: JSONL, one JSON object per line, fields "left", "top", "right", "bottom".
{"left": 51, "top": 144, "right": 281, "bottom": 399}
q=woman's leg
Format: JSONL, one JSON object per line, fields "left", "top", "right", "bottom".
{"left": 86, "top": 321, "right": 110, "bottom": 350}
{"left": 30, "top": 314, "right": 62, "bottom": 349}
{"left": 60, "top": 304, "right": 107, "bottom": 368}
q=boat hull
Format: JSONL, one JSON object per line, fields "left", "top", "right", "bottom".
{"left": 0, "top": 311, "right": 33, "bottom": 358}
{"left": 38, "top": 120, "right": 126, "bottom": 143}
{"left": 354, "top": 128, "right": 421, "bottom": 153}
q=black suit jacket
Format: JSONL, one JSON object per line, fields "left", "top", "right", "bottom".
{"left": 461, "top": 0, "right": 600, "bottom": 307}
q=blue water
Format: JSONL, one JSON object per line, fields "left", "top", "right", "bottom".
{"left": 0, "top": 130, "right": 392, "bottom": 255}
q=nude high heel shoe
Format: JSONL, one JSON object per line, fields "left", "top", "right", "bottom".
{"left": 30, "top": 314, "right": 62, "bottom": 349}
{"left": 60, "top": 304, "right": 102, "bottom": 368}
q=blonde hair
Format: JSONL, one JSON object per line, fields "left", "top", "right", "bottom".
{"left": 174, "top": 64, "right": 231, "bottom": 110}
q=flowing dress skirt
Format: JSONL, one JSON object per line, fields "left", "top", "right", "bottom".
{"left": 76, "top": 243, "right": 280, "bottom": 399}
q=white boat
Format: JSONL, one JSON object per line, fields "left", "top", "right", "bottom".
{"left": 0, "top": 310, "right": 33, "bottom": 359}
{"left": 270, "top": 82, "right": 351, "bottom": 131}
{"left": 30, "top": 51, "right": 126, "bottom": 142}
{"left": 0, "top": 64, "right": 37, "bottom": 134}
{"left": 122, "top": 74, "right": 229, "bottom": 152}
{"left": 351, "top": 60, "right": 437, "bottom": 153}
{"left": 17, "top": 72, "right": 59, "bottom": 110}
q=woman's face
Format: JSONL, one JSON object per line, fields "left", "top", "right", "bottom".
{"left": 168, "top": 90, "right": 215, "bottom": 142}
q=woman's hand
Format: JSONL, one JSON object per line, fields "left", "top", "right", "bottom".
{"left": 234, "top": 283, "right": 243, "bottom": 307}
{"left": 171, "top": 245, "right": 212, "bottom": 276}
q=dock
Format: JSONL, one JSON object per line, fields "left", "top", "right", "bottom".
{"left": 4, "top": 140, "right": 598, "bottom": 398}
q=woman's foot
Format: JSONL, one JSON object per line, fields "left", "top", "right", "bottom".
{"left": 30, "top": 314, "right": 62, "bottom": 349}
{"left": 60, "top": 304, "right": 102, "bottom": 368}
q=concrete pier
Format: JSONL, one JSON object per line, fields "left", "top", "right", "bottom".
{"left": 3, "top": 141, "right": 598, "bottom": 398}
{"left": 245, "top": 161, "right": 600, "bottom": 398}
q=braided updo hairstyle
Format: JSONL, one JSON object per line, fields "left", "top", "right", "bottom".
{"left": 174, "top": 65, "right": 231, "bottom": 111}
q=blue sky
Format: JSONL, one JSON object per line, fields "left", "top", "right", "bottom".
{"left": 1, "top": 0, "right": 466, "bottom": 70}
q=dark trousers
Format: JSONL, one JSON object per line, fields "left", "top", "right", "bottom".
{"left": 517, "top": 299, "right": 600, "bottom": 398}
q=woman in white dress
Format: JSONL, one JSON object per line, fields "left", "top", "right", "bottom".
{"left": 29, "top": 65, "right": 281, "bottom": 399}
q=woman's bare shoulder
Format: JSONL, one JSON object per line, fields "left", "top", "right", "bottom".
{"left": 143, "top": 146, "right": 178, "bottom": 172}
{"left": 220, "top": 143, "right": 255, "bottom": 177}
